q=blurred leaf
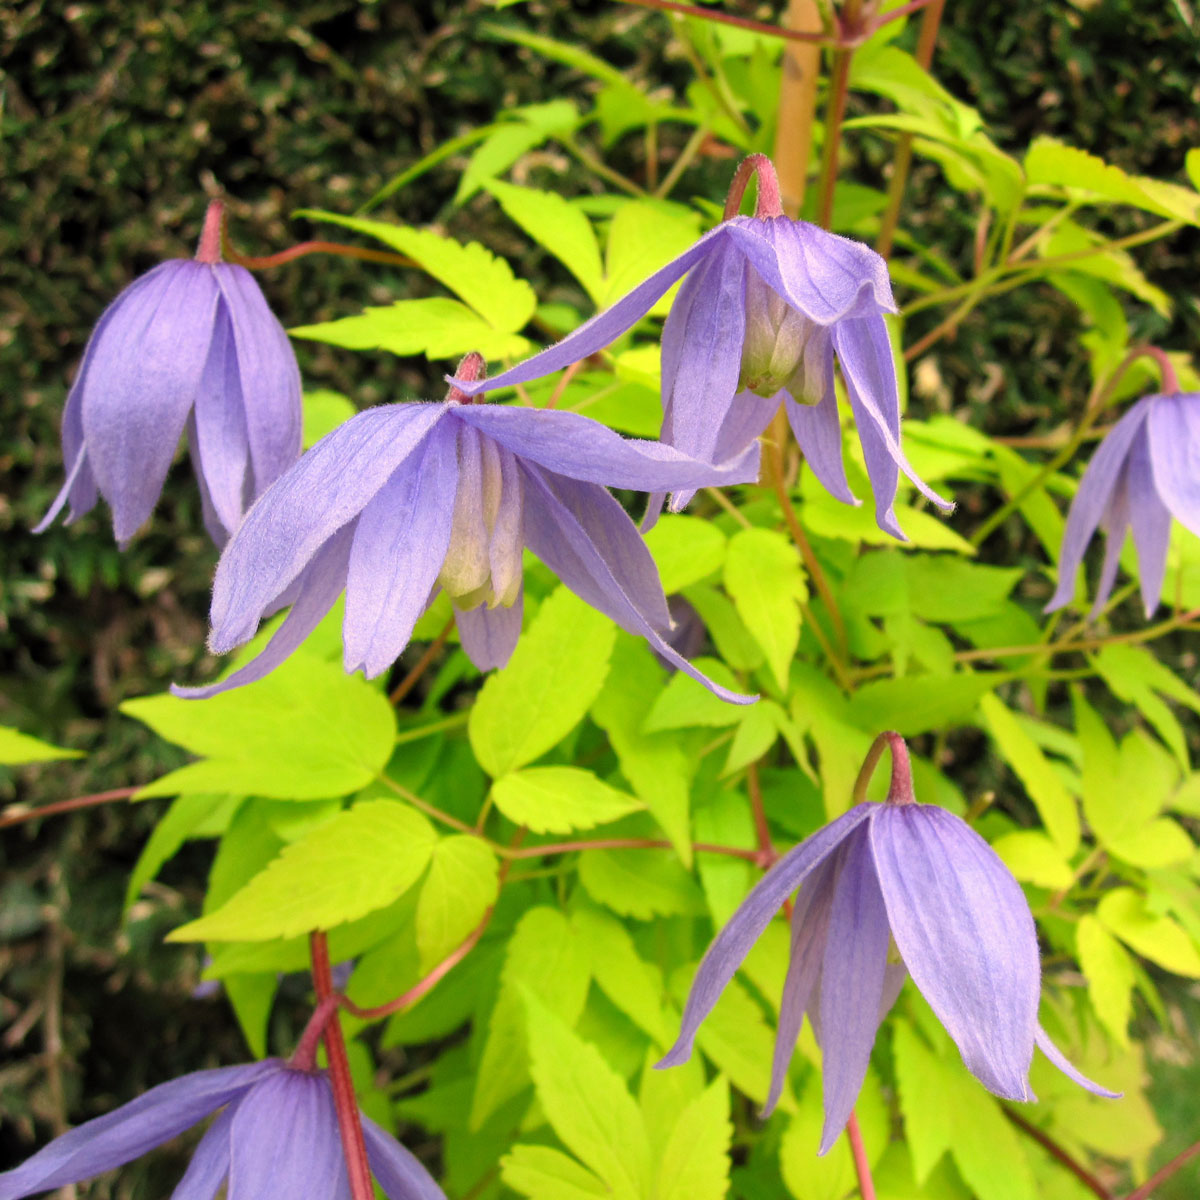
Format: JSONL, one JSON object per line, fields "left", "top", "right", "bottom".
{"left": 992, "top": 830, "right": 1075, "bottom": 889}
{"left": 301, "top": 388, "right": 356, "bottom": 447}
{"left": 1076, "top": 914, "right": 1136, "bottom": 1047}
{"left": 0, "top": 726, "right": 82, "bottom": 763}
{"left": 1098, "top": 887, "right": 1200, "bottom": 977}
{"left": 644, "top": 515, "right": 727, "bottom": 593}
{"left": 501, "top": 1145, "right": 610, "bottom": 1200}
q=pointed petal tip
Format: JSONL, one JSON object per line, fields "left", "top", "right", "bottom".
{"left": 1035, "top": 1025, "right": 1121, "bottom": 1099}
{"left": 654, "top": 1041, "right": 694, "bottom": 1071}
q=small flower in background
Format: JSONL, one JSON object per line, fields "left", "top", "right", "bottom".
{"left": 0, "top": 1059, "right": 445, "bottom": 1200}
{"left": 1046, "top": 389, "right": 1200, "bottom": 619}
{"left": 174, "top": 354, "right": 759, "bottom": 704}
{"left": 657, "top": 732, "right": 1117, "bottom": 1155}
{"left": 36, "top": 201, "right": 301, "bottom": 548}
{"left": 449, "top": 154, "right": 952, "bottom": 539}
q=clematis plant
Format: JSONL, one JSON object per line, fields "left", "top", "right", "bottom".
{"left": 174, "top": 353, "right": 759, "bottom": 703}
{"left": 657, "top": 731, "right": 1117, "bottom": 1155}
{"left": 450, "top": 154, "right": 952, "bottom": 539}
{"left": 36, "top": 201, "right": 302, "bottom": 547}
{"left": 1046, "top": 386, "right": 1200, "bottom": 619}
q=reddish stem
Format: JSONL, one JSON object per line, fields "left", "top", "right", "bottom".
{"left": 615, "top": 0, "right": 841, "bottom": 45}
{"left": 1003, "top": 1108, "right": 1111, "bottom": 1200}
{"left": 1126, "top": 1139, "right": 1200, "bottom": 1200}
{"left": 502, "top": 836, "right": 763, "bottom": 862}
{"left": 310, "top": 933, "right": 374, "bottom": 1200}
{"left": 846, "top": 1110, "right": 877, "bottom": 1200}
{"left": 851, "top": 731, "right": 914, "bottom": 807}
{"left": 226, "top": 240, "right": 416, "bottom": 271}
{"left": 1130, "top": 344, "right": 1181, "bottom": 395}
{"left": 195, "top": 201, "right": 224, "bottom": 264}
{"left": 288, "top": 995, "right": 340, "bottom": 1072}
{"left": 723, "top": 153, "right": 785, "bottom": 220}
{"left": 389, "top": 617, "right": 455, "bottom": 705}
{"left": 0, "top": 787, "right": 139, "bottom": 830}
{"left": 746, "top": 761, "right": 776, "bottom": 865}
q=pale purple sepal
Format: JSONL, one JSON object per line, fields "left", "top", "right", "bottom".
{"left": 455, "top": 591, "right": 525, "bottom": 671}
{"left": 1034, "top": 1025, "right": 1122, "bottom": 1099}
{"left": 170, "top": 1104, "right": 235, "bottom": 1200}
{"left": 0, "top": 1060, "right": 281, "bottom": 1200}
{"left": 362, "top": 1116, "right": 449, "bottom": 1200}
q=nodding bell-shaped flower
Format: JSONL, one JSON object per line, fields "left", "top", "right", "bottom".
{"left": 1046, "top": 386, "right": 1200, "bottom": 619}
{"left": 658, "top": 732, "right": 1118, "bottom": 1156}
{"left": 174, "top": 354, "right": 760, "bottom": 704}
{"left": 0, "top": 1058, "right": 446, "bottom": 1200}
{"left": 35, "top": 201, "right": 302, "bottom": 547}
{"left": 449, "top": 155, "right": 952, "bottom": 539}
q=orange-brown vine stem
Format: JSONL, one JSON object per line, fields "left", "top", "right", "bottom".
{"left": 0, "top": 787, "right": 139, "bottom": 830}
{"left": 225, "top": 240, "right": 416, "bottom": 271}
{"left": 310, "top": 932, "right": 375, "bottom": 1200}
{"left": 389, "top": 617, "right": 456, "bottom": 706}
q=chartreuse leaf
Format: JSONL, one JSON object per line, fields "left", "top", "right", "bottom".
{"left": 724, "top": 526, "right": 807, "bottom": 692}
{"left": 470, "top": 587, "right": 616, "bottom": 778}
{"left": 1076, "top": 914, "right": 1136, "bottom": 1047}
{"left": 125, "top": 655, "right": 396, "bottom": 801}
{"left": 870, "top": 1145, "right": 971, "bottom": 1200}
{"left": 643, "top": 658, "right": 743, "bottom": 732}
{"left": 501, "top": 1145, "right": 610, "bottom": 1200}
{"left": 169, "top": 800, "right": 436, "bottom": 942}
{"left": 471, "top": 906, "right": 591, "bottom": 1129}
{"left": 0, "top": 726, "right": 82, "bottom": 763}
{"left": 682, "top": 584, "right": 764, "bottom": 672}
{"left": 485, "top": 179, "right": 604, "bottom": 303}
{"left": 602, "top": 199, "right": 702, "bottom": 314}
{"left": 416, "top": 835, "right": 498, "bottom": 971}
{"left": 979, "top": 694, "right": 1080, "bottom": 855}
{"left": 522, "top": 991, "right": 653, "bottom": 1197}
{"left": 457, "top": 100, "right": 579, "bottom": 203}
{"left": 991, "top": 830, "right": 1074, "bottom": 889}
{"left": 490, "top": 766, "right": 642, "bottom": 834}
{"left": 301, "top": 389, "right": 356, "bottom": 447}
{"left": 1097, "top": 887, "right": 1200, "bottom": 977}
{"left": 579, "top": 847, "right": 705, "bottom": 920}
{"left": 892, "top": 1019, "right": 954, "bottom": 1183}
{"left": 654, "top": 1077, "right": 732, "bottom": 1200}
{"left": 849, "top": 674, "right": 993, "bottom": 737}
{"left": 644, "top": 516, "right": 727, "bottom": 593}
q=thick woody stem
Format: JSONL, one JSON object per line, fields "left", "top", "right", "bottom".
{"left": 310, "top": 933, "right": 374, "bottom": 1200}
{"left": 195, "top": 200, "right": 224, "bottom": 264}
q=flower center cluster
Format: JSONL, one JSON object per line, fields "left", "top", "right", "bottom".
{"left": 438, "top": 424, "right": 524, "bottom": 610}
{"left": 738, "top": 269, "right": 825, "bottom": 405}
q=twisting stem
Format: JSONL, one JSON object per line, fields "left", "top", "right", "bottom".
{"left": 0, "top": 787, "right": 139, "bottom": 830}
{"left": 851, "top": 731, "right": 912, "bottom": 806}
{"left": 288, "top": 995, "right": 341, "bottom": 1072}
{"left": 814, "top": 0, "right": 866, "bottom": 230}
{"left": 874, "top": 0, "right": 946, "bottom": 258}
{"left": 723, "top": 153, "right": 784, "bottom": 220}
{"left": 1126, "top": 1139, "right": 1200, "bottom": 1200}
{"left": 1003, "top": 1108, "right": 1111, "bottom": 1200}
{"left": 389, "top": 617, "right": 455, "bottom": 705}
{"left": 310, "top": 933, "right": 374, "bottom": 1200}
{"left": 846, "top": 1110, "right": 877, "bottom": 1200}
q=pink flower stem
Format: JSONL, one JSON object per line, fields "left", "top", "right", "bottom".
{"left": 195, "top": 200, "right": 224, "bottom": 264}
{"left": 723, "top": 153, "right": 785, "bottom": 220}
{"left": 287, "top": 995, "right": 341, "bottom": 1072}
{"left": 1127, "top": 343, "right": 1181, "bottom": 395}
{"left": 851, "top": 731, "right": 913, "bottom": 807}
{"left": 846, "top": 1110, "right": 877, "bottom": 1200}
{"left": 310, "top": 932, "right": 374, "bottom": 1200}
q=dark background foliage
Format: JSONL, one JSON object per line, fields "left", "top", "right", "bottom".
{"left": 2, "top": 0, "right": 1198, "bottom": 1191}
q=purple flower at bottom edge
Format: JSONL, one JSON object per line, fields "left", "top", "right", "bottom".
{"left": 172, "top": 392, "right": 759, "bottom": 704}
{"left": 0, "top": 1059, "right": 445, "bottom": 1200}
{"left": 657, "top": 798, "right": 1118, "bottom": 1155}
{"left": 449, "top": 212, "right": 953, "bottom": 540}
{"left": 1046, "top": 391, "right": 1200, "bottom": 619}
{"left": 36, "top": 252, "right": 301, "bottom": 548}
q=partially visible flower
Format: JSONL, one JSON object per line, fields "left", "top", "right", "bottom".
{"left": 658, "top": 733, "right": 1117, "bottom": 1155}
{"left": 173, "top": 354, "right": 758, "bottom": 704}
{"left": 36, "top": 201, "right": 301, "bottom": 547}
{"left": 1046, "top": 390, "right": 1200, "bottom": 618}
{"left": 450, "top": 155, "right": 951, "bottom": 539}
{"left": 0, "top": 1058, "right": 445, "bottom": 1200}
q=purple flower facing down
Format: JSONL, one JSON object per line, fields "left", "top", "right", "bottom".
{"left": 658, "top": 735, "right": 1117, "bottom": 1155}
{"left": 36, "top": 203, "right": 301, "bottom": 547}
{"left": 174, "top": 355, "right": 759, "bottom": 705}
{"left": 450, "top": 157, "right": 952, "bottom": 539}
{"left": 1046, "top": 391, "right": 1200, "bottom": 619}
{"left": 0, "top": 1059, "right": 445, "bottom": 1200}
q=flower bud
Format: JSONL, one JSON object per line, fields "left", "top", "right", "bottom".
{"left": 737, "top": 268, "right": 827, "bottom": 405}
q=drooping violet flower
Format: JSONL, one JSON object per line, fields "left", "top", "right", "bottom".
{"left": 36, "top": 201, "right": 301, "bottom": 547}
{"left": 449, "top": 155, "right": 952, "bottom": 539}
{"left": 0, "top": 1058, "right": 445, "bottom": 1200}
{"left": 658, "top": 732, "right": 1117, "bottom": 1155}
{"left": 1045, "top": 389, "right": 1200, "bottom": 619}
{"left": 173, "top": 354, "right": 759, "bottom": 704}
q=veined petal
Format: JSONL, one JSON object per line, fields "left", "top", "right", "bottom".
{"left": 870, "top": 804, "right": 1039, "bottom": 1101}
{"left": 449, "top": 228, "right": 730, "bottom": 396}
{"left": 208, "top": 403, "right": 445, "bottom": 653}
{"left": 658, "top": 238, "right": 747, "bottom": 467}
{"left": 361, "top": 1116, "right": 448, "bottom": 1200}
{"left": 783, "top": 345, "right": 859, "bottom": 508}
{"left": 1045, "top": 399, "right": 1150, "bottom": 613}
{"left": 764, "top": 855, "right": 839, "bottom": 1117}
{"left": 453, "top": 404, "right": 759, "bottom": 494}
{"left": 80, "top": 260, "right": 221, "bottom": 545}
{"left": 817, "top": 826, "right": 890, "bottom": 1155}
{"left": 1146, "top": 392, "right": 1200, "bottom": 537}
{"left": 170, "top": 1104, "right": 234, "bottom": 1200}
{"left": 1088, "top": 468, "right": 1130, "bottom": 621}
{"left": 1124, "top": 432, "right": 1172, "bottom": 617}
{"left": 191, "top": 305, "right": 251, "bottom": 538}
{"left": 724, "top": 218, "right": 896, "bottom": 324}
{"left": 657, "top": 804, "right": 873, "bottom": 1070}
{"left": 174, "top": 520, "right": 357, "bottom": 699}
{"left": 34, "top": 444, "right": 98, "bottom": 535}
{"left": 227, "top": 1070, "right": 350, "bottom": 1200}
{"left": 834, "top": 315, "right": 953, "bottom": 526}
{"left": 214, "top": 264, "right": 303, "bottom": 494}
{"left": 455, "top": 590, "right": 524, "bottom": 671}
{"left": 344, "top": 420, "right": 459, "bottom": 678}
{"left": 1034, "top": 1025, "right": 1120, "bottom": 1099}
{"left": 0, "top": 1061, "right": 280, "bottom": 1200}
{"left": 521, "top": 466, "right": 753, "bottom": 704}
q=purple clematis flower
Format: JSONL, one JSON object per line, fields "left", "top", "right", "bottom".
{"left": 658, "top": 732, "right": 1117, "bottom": 1155}
{"left": 0, "top": 1059, "right": 445, "bottom": 1200}
{"left": 36, "top": 201, "right": 301, "bottom": 547}
{"left": 174, "top": 354, "right": 758, "bottom": 704}
{"left": 450, "top": 155, "right": 951, "bottom": 539}
{"left": 1045, "top": 390, "right": 1200, "bottom": 619}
